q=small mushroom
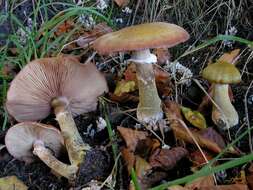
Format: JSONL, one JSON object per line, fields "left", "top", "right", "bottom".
{"left": 202, "top": 61, "right": 241, "bottom": 129}
{"left": 6, "top": 56, "right": 108, "bottom": 166}
{"left": 5, "top": 122, "right": 78, "bottom": 180}
{"left": 93, "top": 22, "right": 189, "bottom": 124}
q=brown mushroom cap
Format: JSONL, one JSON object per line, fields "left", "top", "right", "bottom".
{"left": 5, "top": 122, "right": 64, "bottom": 163}
{"left": 202, "top": 61, "right": 241, "bottom": 84}
{"left": 6, "top": 56, "right": 108, "bottom": 122}
{"left": 93, "top": 22, "right": 189, "bottom": 55}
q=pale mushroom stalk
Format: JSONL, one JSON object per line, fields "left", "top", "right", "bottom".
{"left": 212, "top": 84, "right": 239, "bottom": 128}
{"left": 33, "top": 140, "right": 78, "bottom": 180}
{"left": 51, "top": 97, "right": 91, "bottom": 166}
{"left": 129, "top": 49, "right": 163, "bottom": 123}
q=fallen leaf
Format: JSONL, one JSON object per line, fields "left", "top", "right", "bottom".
{"left": 135, "top": 156, "right": 152, "bottom": 178}
{"left": 121, "top": 147, "right": 136, "bottom": 175}
{"left": 185, "top": 175, "right": 215, "bottom": 190}
{"left": 124, "top": 63, "right": 137, "bottom": 81}
{"left": 153, "top": 48, "right": 171, "bottom": 65}
{"left": 168, "top": 185, "right": 187, "bottom": 190}
{"left": 231, "top": 170, "right": 247, "bottom": 185}
{"left": 77, "top": 22, "right": 113, "bottom": 48}
{"left": 0, "top": 63, "right": 17, "bottom": 78}
{"left": 55, "top": 20, "right": 75, "bottom": 36}
{"left": 117, "top": 126, "right": 148, "bottom": 152}
{"left": 247, "top": 164, "right": 253, "bottom": 190}
{"left": 199, "top": 128, "right": 225, "bottom": 149}
{"left": 218, "top": 49, "right": 240, "bottom": 64}
{"left": 114, "top": 80, "right": 136, "bottom": 96}
{"left": 163, "top": 100, "right": 223, "bottom": 153}
{"left": 109, "top": 92, "right": 139, "bottom": 103}
{"left": 195, "top": 184, "right": 249, "bottom": 190}
{"left": 181, "top": 106, "right": 207, "bottom": 129}
{"left": 0, "top": 176, "right": 28, "bottom": 190}
{"left": 189, "top": 150, "right": 213, "bottom": 169}
{"left": 149, "top": 147, "right": 188, "bottom": 170}
{"left": 114, "top": 0, "right": 129, "bottom": 7}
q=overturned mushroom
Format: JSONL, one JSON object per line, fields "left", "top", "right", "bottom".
{"left": 5, "top": 122, "right": 78, "bottom": 180}
{"left": 6, "top": 56, "right": 108, "bottom": 166}
{"left": 93, "top": 22, "right": 189, "bottom": 124}
{"left": 202, "top": 61, "right": 241, "bottom": 129}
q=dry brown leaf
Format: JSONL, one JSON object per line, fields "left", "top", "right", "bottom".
{"left": 135, "top": 156, "right": 152, "bottom": 178}
{"left": 168, "top": 185, "right": 187, "bottom": 190}
{"left": 218, "top": 49, "right": 240, "bottom": 64}
{"left": 0, "top": 64, "right": 16, "bottom": 78}
{"left": 153, "top": 48, "right": 171, "bottom": 65}
{"left": 121, "top": 147, "right": 136, "bottom": 175}
{"left": 149, "top": 147, "right": 188, "bottom": 170}
{"left": 196, "top": 184, "right": 249, "bottom": 190}
{"left": 189, "top": 150, "right": 213, "bottom": 169}
{"left": 185, "top": 175, "right": 215, "bottom": 190}
{"left": 164, "top": 100, "right": 223, "bottom": 153}
{"left": 200, "top": 128, "right": 225, "bottom": 149}
{"left": 114, "top": 0, "right": 129, "bottom": 7}
{"left": 117, "top": 126, "right": 148, "bottom": 152}
{"left": 247, "top": 164, "right": 253, "bottom": 190}
{"left": 55, "top": 20, "right": 75, "bottom": 36}
{"left": 77, "top": 22, "right": 113, "bottom": 48}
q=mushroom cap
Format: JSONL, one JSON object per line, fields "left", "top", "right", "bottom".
{"left": 202, "top": 61, "right": 241, "bottom": 84}
{"left": 5, "top": 122, "right": 64, "bottom": 163}
{"left": 6, "top": 56, "right": 108, "bottom": 122}
{"left": 93, "top": 22, "right": 189, "bottom": 55}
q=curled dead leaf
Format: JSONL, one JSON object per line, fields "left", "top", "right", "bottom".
{"left": 218, "top": 49, "right": 240, "bottom": 65}
{"left": 117, "top": 126, "right": 148, "bottom": 152}
{"left": 153, "top": 48, "right": 171, "bottom": 65}
{"left": 189, "top": 150, "right": 213, "bottom": 169}
{"left": 121, "top": 147, "right": 135, "bottom": 175}
{"left": 149, "top": 147, "right": 188, "bottom": 170}
{"left": 164, "top": 100, "right": 223, "bottom": 153}
{"left": 114, "top": 0, "right": 129, "bottom": 7}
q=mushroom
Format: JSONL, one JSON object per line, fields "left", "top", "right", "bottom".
{"left": 6, "top": 56, "right": 108, "bottom": 166}
{"left": 202, "top": 61, "right": 241, "bottom": 129}
{"left": 93, "top": 22, "right": 189, "bottom": 124}
{"left": 5, "top": 122, "right": 78, "bottom": 180}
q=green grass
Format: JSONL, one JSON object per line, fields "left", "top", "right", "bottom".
{"left": 0, "top": 0, "right": 114, "bottom": 129}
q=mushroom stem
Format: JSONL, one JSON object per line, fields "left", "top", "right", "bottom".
{"left": 212, "top": 84, "right": 239, "bottom": 129}
{"left": 131, "top": 49, "right": 163, "bottom": 123}
{"left": 51, "top": 97, "right": 91, "bottom": 166}
{"left": 33, "top": 140, "right": 78, "bottom": 180}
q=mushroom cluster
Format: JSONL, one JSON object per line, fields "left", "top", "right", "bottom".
{"left": 93, "top": 22, "right": 189, "bottom": 124}
{"left": 5, "top": 56, "right": 108, "bottom": 179}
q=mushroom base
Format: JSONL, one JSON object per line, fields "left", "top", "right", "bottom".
{"left": 212, "top": 84, "right": 239, "bottom": 129}
{"left": 135, "top": 63, "right": 163, "bottom": 124}
{"left": 52, "top": 97, "right": 91, "bottom": 166}
{"left": 33, "top": 140, "right": 78, "bottom": 181}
